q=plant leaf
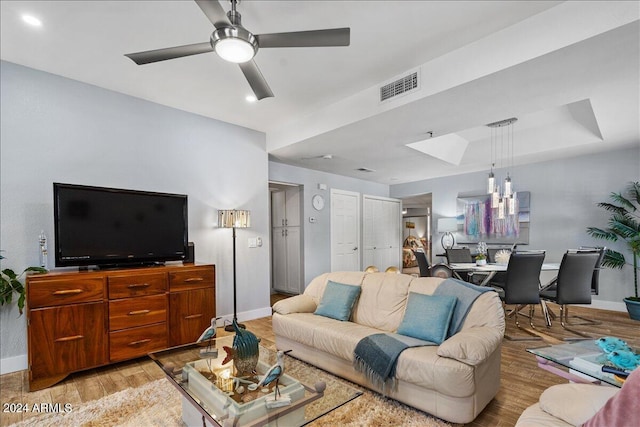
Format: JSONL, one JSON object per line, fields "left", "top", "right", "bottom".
{"left": 601, "top": 250, "right": 625, "bottom": 269}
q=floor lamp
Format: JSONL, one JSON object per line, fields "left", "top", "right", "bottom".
{"left": 218, "top": 209, "right": 250, "bottom": 332}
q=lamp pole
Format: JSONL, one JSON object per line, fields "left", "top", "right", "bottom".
{"left": 225, "top": 224, "right": 246, "bottom": 331}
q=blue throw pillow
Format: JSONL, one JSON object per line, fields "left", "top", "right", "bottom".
{"left": 397, "top": 292, "right": 458, "bottom": 344}
{"left": 314, "top": 280, "right": 362, "bottom": 321}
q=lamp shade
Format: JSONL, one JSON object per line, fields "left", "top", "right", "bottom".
{"left": 437, "top": 217, "right": 457, "bottom": 233}
{"left": 218, "top": 209, "right": 251, "bottom": 228}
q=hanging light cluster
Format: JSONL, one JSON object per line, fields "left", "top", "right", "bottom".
{"left": 486, "top": 117, "right": 518, "bottom": 219}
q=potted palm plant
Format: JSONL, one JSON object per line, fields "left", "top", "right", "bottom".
{"left": 587, "top": 181, "right": 640, "bottom": 320}
{"left": 0, "top": 253, "right": 47, "bottom": 315}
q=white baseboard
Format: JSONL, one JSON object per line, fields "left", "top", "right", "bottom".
{"left": 0, "top": 354, "right": 27, "bottom": 375}
{"left": 589, "top": 299, "right": 627, "bottom": 312}
{"left": 214, "top": 306, "right": 273, "bottom": 330}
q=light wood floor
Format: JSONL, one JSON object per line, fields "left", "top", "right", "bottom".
{"left": 1, "top": 302, "right": 637, "bottom": 426}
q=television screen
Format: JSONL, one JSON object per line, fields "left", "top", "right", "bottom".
{"left": 54, "top": 183, "right": 188, "bottom": 267}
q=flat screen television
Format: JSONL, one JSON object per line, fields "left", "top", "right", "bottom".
{"left": 53, "top": 183, "right": 188, "bottom": 268}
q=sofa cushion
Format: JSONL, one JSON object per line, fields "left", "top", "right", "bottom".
{"left": 397, "top": 292, "right": 457, "bottom": 344}
{"left": 312, "top": 317, "right": 382, "bottom": 361}
{"left": 351, "top": 272, "right": 413, "bottom": 332}
{"left": 272, "top": 312, "right": 339, "bottom": 348}
{"left": 314, "top": 280, "right": 361, "bottom": 321}
{"left": 394, "top": 345, "right": 476, "bottom": 397}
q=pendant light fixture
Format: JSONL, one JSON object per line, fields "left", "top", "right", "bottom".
{"left": 486, "top": 117, "right": 518, "bottom": 216}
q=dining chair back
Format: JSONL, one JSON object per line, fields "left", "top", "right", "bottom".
{"left": 554, "top": 251, "right": 601, "bottom": 305}
{"left": 412, "top": 250, "right": 431, "bottom": 277}
{"left": 579, "top": 246, "right": 606, "bottom": 295}
{"left": 445, "top": 248, "right": 473, "bottom": 264}
{"left": 500, "top": 251, "right": 546, "bottom": 341}
{"left": 503, "top": 251, "right": 546, "bottom": 305}
{"left": 539, "top": 250, "right": 600, "bottom": 338}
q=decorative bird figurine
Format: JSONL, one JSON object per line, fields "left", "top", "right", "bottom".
{"left": 258, "top": 349, "right": 292, "bottom": 399}
{"left": 607, "top": 350, "right": 640, "bottom": 371}
{"left": 197, "top": 317, "right": 221, "bottom": 343}
{"left": 222, "top": 319, "right": 260, "bottom": 376}
{"left": 596, "top": 336, "right": 633, "bottom": 354}
{"left": 197, "top": 317, "right": 222, "bottom": 357}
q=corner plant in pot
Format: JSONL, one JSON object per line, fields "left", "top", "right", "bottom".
{"left": 0, "top": 253, "right": 48, "bottom": 315}
{"left": 587, "top": 181, "right": 640, "bottom": 320}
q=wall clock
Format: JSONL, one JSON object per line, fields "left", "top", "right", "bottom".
{"left": 312, "top": 194, "right": 325, "bottom": 211}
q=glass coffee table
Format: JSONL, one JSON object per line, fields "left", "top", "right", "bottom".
{"left": 149, "top": 335, "right": 362, "bottom": 427}
{"left": 527, "top": 340, "right": 627, "bottom": 388}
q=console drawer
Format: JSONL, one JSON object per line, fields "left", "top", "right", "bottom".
{"left": 109, "top": 323, "right": 167, "bottom": 361}
{"left": 108, "top": 272, "right": 167, "bottom": 299}
{"left": 28, "top": 276, "right": 105, "bottom": 308}
{"left": 169, "top": 266, "right": 214, "bottom": 291}
{"left": 109, "top": 294, "right": 167, "bottom": 331}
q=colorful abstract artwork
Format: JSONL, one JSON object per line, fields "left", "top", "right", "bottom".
{"left": 455, "top": 192, "right": 530, "bottom": 245}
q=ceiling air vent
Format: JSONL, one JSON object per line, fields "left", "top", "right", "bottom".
{"left": 380, "top": 71, "right": 419, "bottom": 102}
{"left": 356, "top": 167, "right": 376, "bottom": 173}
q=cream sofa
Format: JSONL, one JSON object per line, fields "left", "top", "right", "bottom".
{"left": 272, "top": 271, "right": 505, "bottom": 424}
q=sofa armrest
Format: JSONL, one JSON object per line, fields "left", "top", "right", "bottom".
{"left": 538, "top": 383, "right": 618, "bottom": 426}
{"left": 437, "top": 326, "right": 502, "bottom": 365}
{"left": 272, "top": 294, "right": 317, "bottom": 315}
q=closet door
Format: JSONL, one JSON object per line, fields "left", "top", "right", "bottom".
{"left": 271, "top": 186, "right": 302, "bottom": 294}
{"left": 362, "top": 195, "right": 402, "bottom": 270}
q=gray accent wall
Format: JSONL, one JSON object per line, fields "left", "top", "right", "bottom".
{"left": 269, "top": 161, "right": 389, "bottom": 285}
{"left": 0, "top": 61, "right": 271, "bottom": 370}
{"left": 391, "top": 145, "right": 640, "bottom": 310}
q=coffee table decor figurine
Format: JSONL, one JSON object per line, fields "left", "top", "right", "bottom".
{"left": 222, "top": 319, "right": 260, "bottom": 376}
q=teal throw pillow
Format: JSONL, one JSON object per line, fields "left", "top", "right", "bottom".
{"left": 397, "top": 292, "right": 458, "bottom": 344}
{"left": 314, "top": 280, "right": 362, "bottom": 321}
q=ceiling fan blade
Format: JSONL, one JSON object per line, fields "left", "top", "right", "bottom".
{"left": 256, "top": 28, "right": 350, "bottom": 48}
{"left": 239, "top": 60, "right": 274, "bottom": 100}
{"left": 194, "top": 0, "right": 231, "bottom": 28}
{"left": 125, "top": 42, "right": 213, "bottom": 65}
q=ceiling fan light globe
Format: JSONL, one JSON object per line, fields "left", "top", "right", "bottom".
{"left": 211, "top": 27, "right": 258, "bottom": 64}
{"left": 215, "top": 38, "right": 254, "bottom": 63}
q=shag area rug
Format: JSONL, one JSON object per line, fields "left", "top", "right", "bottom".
{"left": 10, "top": 377, "right": 455, "bottom": 427}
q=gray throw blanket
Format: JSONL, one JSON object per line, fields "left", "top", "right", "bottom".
{"left": 433, "top": 278, "right": 494, "bottom": 338}
{"left": 353, "top": 333, "right": 433, "bottom": 393}
{"left": 353, "top": 278, "right": 494, "bottom": 392}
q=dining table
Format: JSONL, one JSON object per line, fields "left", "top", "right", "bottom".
{"left": 448, "top": 262, "right": 561, "bottom": 286}
{"left": 448, "top": 262, "right": 562, "bottom": 327}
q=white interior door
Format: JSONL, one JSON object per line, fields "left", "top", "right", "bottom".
{"left": 331, "top": 189, "right": 360, "bottom": 271}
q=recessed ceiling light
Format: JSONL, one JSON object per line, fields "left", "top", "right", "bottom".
{"left": 245, "top": 95, "right": 257, "bottom": 103}
{"left": 21, "top": 14, "right": 42, "bottom": 27}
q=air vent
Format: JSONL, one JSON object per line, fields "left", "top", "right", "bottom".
{"left": 380, "top": 71, "right": 419, "bottom": 102}
{"left": 356, "top": 167, "right": 376, "bottom": 173}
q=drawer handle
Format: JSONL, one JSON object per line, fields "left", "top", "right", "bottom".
{"left": 184, "top": 314, "right": 202, "bottom": 320}
{"left": 127, "top": 283, "right": 151, "bottom": 289}
{"left": 52, "top": 289, "right": 83, "bottom": 296}
{"left": 54, "top": 335, "right": 84, "bottom": 343}
{"left": 128, "top": 339, "right": 151, "bottom": 346}
{"left": 128, "top": 309, "right": 151, "bottom": 316}
{"left": 184, "top": 277, "right": 204, "bottom": 282}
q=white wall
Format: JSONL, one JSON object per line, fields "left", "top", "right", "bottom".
{"left": 0, "top": 61, "right": 271, "bottom": 372}
{"left": 391, "top": 145, "right": 640, "bottom": 310}
{"left": 269, "top": 161, "right": 389, "bottom": 285}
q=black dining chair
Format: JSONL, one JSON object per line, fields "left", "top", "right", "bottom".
{"left": 445, "top": 248, "right": 473, "bottom": 263}
{"left": 539, "top": 250, "right": 601, "bottom": 339}
{"left": 412, "top": 250, "right": 431, "bottom": 277}
{"left": 497, "top": 251, "right": 546, "bottom": 340}
{"left": 444, "top": 248, "right": 474, "bottom": 282}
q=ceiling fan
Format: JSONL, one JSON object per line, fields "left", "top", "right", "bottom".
{"left": 125, "top": 0, "right": 350, "bottom": 100}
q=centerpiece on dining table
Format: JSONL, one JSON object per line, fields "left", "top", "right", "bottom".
{"left": 475, "top": 242, "right": 488, "bottom": 266}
